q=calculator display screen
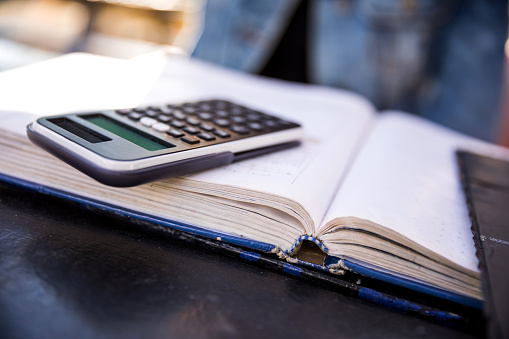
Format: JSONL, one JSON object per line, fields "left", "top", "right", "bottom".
{"left": 83, "top": 114, "right": 173, "bottom": 151}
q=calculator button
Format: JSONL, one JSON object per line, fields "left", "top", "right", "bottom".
{"left": 230, "top": 125, "right": 250, "bottom": 134}
{"left": 183, "top": 106, "right": 197, "bottom": 114}
{"left": 159, "top": 107, "right": 173, "bottom": 115}
{"left": 173, "top": 110, "right": 186, "bottom": 120}
{"left": 181, "top": 136, "right": 200, "bottom": 144}
{"left": 166, "top": 129, "right": 184, "bottom": 138}
{"left": 140, "top": 117, "right": 157, "bottom": 127}
{"left": 197, "top": 132, "right": 216, "bottom": 141}
{"left": 152, "top": 122, "right": 170, "bottom": 132}
{"left": 232, "top": 116, "right": 246, "bottom": 124}
{"left": 186, "top": 117, "right": 201, "bottom": 125}
{"left": 128, "top": 112, "right": 143, "bottom": 120}
{"left": 170, "top": 120, "right": 185, "bottom": 128}
{"left": 157, "top": 115, "right": 171, "bottom": 123}
{"left": 247, "top": 113, "right": 261, "bottom": 121}
{"left": 198, "top": 103, "right": 212, "bottom": 110}
{"left": 212, "top": 129, "right": 231, "bottom": 138}
{"left": 230, "top": 107, "right": 244, "bottom": 115}
{"left": 214, "top": 118, "right": 230, "bottom": 127}
{"left": 199, "top": 123, "right": 215, "bottom": 131}
{"left": 145, "top": 110, "right": 159, "bottom": 118}
{"left": 197, "top": 112, "right": 213, "bottom": 120}
{"left": 264, "top": 120, "right": 279, "bottom": 128}
{"left": 215, "top": 110, "right": 229, "bottom": 117}
{"left": 248, "top": 122, "right": 265, "bottom": 131}
{"left": 183, "top": 126, "right": 200, "bottom": 134}
{"left": 115, "top": 109, "right": 131, "bottom": 115}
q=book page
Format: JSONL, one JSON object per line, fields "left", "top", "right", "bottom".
{"left": 321, "top": 112, "right": 509, "bottom": 272}
{"left": 143, "top": 58, "right": 376, "bottom": 229}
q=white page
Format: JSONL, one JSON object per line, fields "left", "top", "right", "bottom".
{"left": 322, "top": 112, "right": 509, "bottom": 272}
{"left": 143, "top": 58, "right": 376, "bottom": 229}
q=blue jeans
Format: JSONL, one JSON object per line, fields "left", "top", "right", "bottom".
{"left": 192, "top": 0, "right": 508, "bottom": 141}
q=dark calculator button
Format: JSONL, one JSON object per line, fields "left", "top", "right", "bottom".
{"left": 132, "top": 108, "right": 145, "bottom": 113}
{"left": 232, "top": 116, "right": 246, "bottom": 124}
{"left": 148, "top": 106, "right": 161, "bottom": 111}
{"left": 230, "top": 107, "right": 244, "bottom": 115}
{"left": 214, "top": 118, "right": 230, "bottom": 127}
{"left": 186, "top": 117, "right": 201, "bottom": 125}
{"left": 157, "top": 115, "right": 171, "bottom": 123}
{"left": 183, "top": 126, "right": 200, "bottom": 134}
{"left": 115, "top": 109, "right": 131, "bottom": 115}
{"left": 248, "top": 122, "right": 265, "bottom": 131}
{"left": 264, "top": 120, "right": 279, "bottom": 128}
{"left": 213, "top": 129, "right": 231, "bottom": 138}
{"left": 197, "top": 132, "right": 216, "bottom": 141}
{"left": 247, "top": 113, "right": 261, "bottom": 121}
{"left": 215, "top": 110, "right": 229, "bottom": 117}
{"left": 173, "top": 110, "right": 186, "bottom": 120}
{"left": 166, "top": 129, "right": 184, "bottom": 138}
{"left": 160, "top": 107, "right": 173, "bottom": 115}
{"left": 212, "top": 101, "right": 229, "bottom": 109}
{"left": 198, "top": 103, "right": 212, "bottom": 110}
{"left": 181, "top": 136, "right": 200, "bottom": 144}
{"left": 145, "top": 110, "right": 159, "bottom": 118}
{"left": 170, "top": 120, "right": 185, "bottom": 128}
{"left": 231, "top": 125, "right": 250, "bottom": 134}
{"left": 199, "top": 123, "right": 215, "bottom": 131}
{"left": 197, "top": 112, "right": 213, "bottom": 120}
{"left": 183, "top": 106, "right": 197, "bottom": 114}
{"left": 128, "top": 112, "right": 143, "bottom": 120}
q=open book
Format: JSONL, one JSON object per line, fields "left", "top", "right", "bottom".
{"left": 1, "top": 54, "right": 508, "bottom": 308}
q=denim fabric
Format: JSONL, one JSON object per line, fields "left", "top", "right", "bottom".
{"left": 192, "top": 0, "right": 508, "bottom": 141}
{"left": 192, "top": 0, "right": 300, "bottom": 72}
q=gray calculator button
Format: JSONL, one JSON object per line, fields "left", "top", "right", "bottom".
{"left": 181, "top": 136, "right": 200, "bottom": 144}
{"left": 197, "top": 112, "right": 213, "bottom": 120}
{"left": 115, "top": 109, "right": 131, "bottom": 115}
{"left": 166, "top": 129, "right": 184, "bottom": 138}
{"left": 128, "top": 112, "right": 142, "bottom": 120}
{"left": 186, "top": 117, "right": 200, "bottom": 125}
{"left": 214, "top": 118, "right": 230, "bottom": 127}
{"left": 197, "top": 132, "right": 216, "bottom": 141}
{"left": 183, "top": 126, "right": 200, "bottom": 134}
{"left": 231, "top": 125, "right": 250, "bottom": 134}
{"left": 170, "top": 120, "right": 185, "bottom": 128}
{"left": 173, "top": 111, "right": 186, "bottom": 120}
{"left": 213, "top": 129, "right": 231, "bottom": 138}
{"left": 199, "top": 123, "right": 214, "bottom": 131}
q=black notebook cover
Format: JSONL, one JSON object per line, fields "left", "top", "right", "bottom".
{"left": 457, "top": 151, "right": 509, "bottom": 338}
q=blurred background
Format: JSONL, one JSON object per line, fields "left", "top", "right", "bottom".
{"left": 0, "top": 0, "right": 205, "bottom": 70}
{"left": 0, "top": 0, "right": 508, "bottom": 145}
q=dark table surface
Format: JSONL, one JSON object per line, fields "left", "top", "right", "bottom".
{"left": 0, "top": 185, "right": 481, "bottom": 339}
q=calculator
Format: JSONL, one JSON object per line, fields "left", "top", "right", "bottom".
{"left": 26, "top": 100, "right": 303, "bottom": 187}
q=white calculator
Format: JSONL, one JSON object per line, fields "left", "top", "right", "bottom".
{"left": 27, "top": 100, "right": 303, "bottom": 187}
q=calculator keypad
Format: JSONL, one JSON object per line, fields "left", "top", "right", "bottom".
{"left": 115, "top": 100, "right": 299, "bottom": 149}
